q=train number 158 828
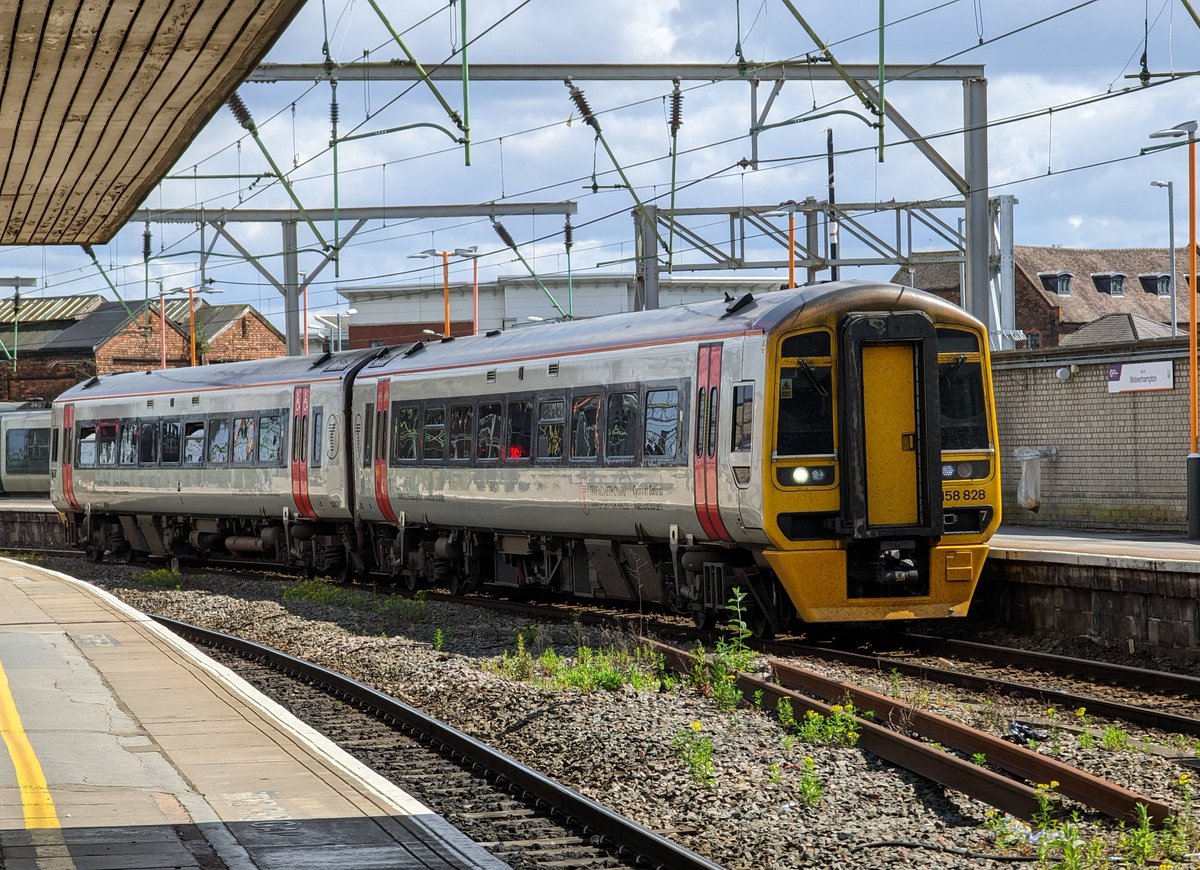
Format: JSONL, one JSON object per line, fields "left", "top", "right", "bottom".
{"left": 943, "top": 488, "right": 986, "bottom": 503}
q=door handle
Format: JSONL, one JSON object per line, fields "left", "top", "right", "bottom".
{"left": 901, "top": 433, "right": 916, "bottom": 451}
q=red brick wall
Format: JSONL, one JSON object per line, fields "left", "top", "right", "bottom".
{"left": 350, "top": 320, "right": 476, "bottom": 348}
{"left": 96, "top": 312, "right": 189, "bottom": 373}
{"left": 0, "top": 356, "right": 94, "bottom": 402}
{"left": 205, "top": 313, "right": 285, "bottom": 363}
{"left": 1015, "top": 273, "right": 1062, "bottom": 347}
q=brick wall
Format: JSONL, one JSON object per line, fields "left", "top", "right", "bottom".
{"left": 205, "top": 312, "right": 285, "bottom": 363}
{"left": 0, "top": 356, "right": 93, "bottom": 402}
{"left": 96, "top": 313, "right": 189, "bottom": 373}
{"left": 993, "top": 338, "right": 1189, "bottom": 531}
{"left": 1014, "top": 272, "right": 1064, "bottom": 347}
{"left": 350, "top": 320, "right": 476, "bottom": 348}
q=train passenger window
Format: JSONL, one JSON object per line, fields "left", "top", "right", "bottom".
{"left": 232, "top": 417, "right": 255, "bottom": 464}
{"left": 310, "top": 409, "right": 323, "bottom": 468}
{"left": 6, "top": 428, "right": 50, "bottom": 475}
{"left": 571, "top": 395, "right": 600, "bottom": 459}
{"left": 207, "top": 419, "right": 230, "bottom": 465}
{"left": 423, "top": 406, "right": 445, "bottom": 462}
{"left": 118, "top": 422, "right": 138, "bottom": 466}
{"left": 606, "top": 392, "right": 639, "bottom": 459}
{"left": 77, "top": 425, "right": 97, "bottom": 466}
{"left": 731, "top": 384, "right": 754, "bottom": 452}
{"left": 537, "top": 399, "right": 564, "bottom": 459}
{"left": 389, "top": 404, "right": 418, "bottom": 463}
{"left": 478, "top": 402, "right": 502, "bottom": 461}
{"left": 183, "top": 421, "right": 206, "bottom": 465}
{"left": 361, "top": 403, "right": 374, "bottom": 468}
{"left": 449, "top": 404, "right": 473, "bottom": 460}
{"left": 258, "top": 415, "right": 284, "bottom": 465}
{"left": 505, "top": 400, "right": 533, "bottom": 461}
{"left": 645, "top": 389, "right": 680, "bottom": 458}
{"left": 97, "top": 421, "right": 118, "bottom": 466}
{"left": 138, "top": 421, "right": 159, "bottom": 465}
{"left": 161, "top": 421, "right": 181, "bottom": 465}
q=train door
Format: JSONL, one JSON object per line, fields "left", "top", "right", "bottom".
{"left": 838, "top": 312, "right": 942, "bottom": 539}
{"left": 60, "top": 403, "right": 80, "bottom": 511}
{"left": 373, "top": 380, "right": 398, "bottom": 522}
{"left": 291, "top": 386, "right": 316, "bottom": 518}
{"left": 693, "top": 343, "right": 732, "bottom": 541}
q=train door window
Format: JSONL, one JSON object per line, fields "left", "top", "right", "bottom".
{"left": 605, "top": 392, "right": 639, "bottom": 460}
{"left": 97, "top": 421, "right": 118, "bottom": 466}
{"left": 311, "top": 408, "right": 324, "bottom": 469}
{"left": 731, "top": 384, "right": 754, "bottom": 452}
{"left": 537, "top": 399, "right": 565, "bottom": 460}
{"left": 505, "top": 399, "right": 533, "bottom": 461}
{"left": 207, "top": 418, "right": 231, "bottom": 465}
{"left": 77, "top": 424, "right": 97, "bottom": 466}
{"left": 449, "top": 404, "right": 474, "bottom": 461}
{"left": 478, "top": 402, "right": 502, "bottom": 461}
{"left": 232, "top": 417, "right": 255, "bottom": 464}
{"left": 694, "top": 387, "right": 709, "bottom": 458}
{"left": 361, "top": 403, "right": 374, "bottom": 468}
{"left": 707, "top": 387, "right": 718, "bottom": 459}
{"left": 6, "top": 427, "right": 50, "bottom": 475}
{"left": 645, "top": 388, "right": 680, "bottom": 460}
{"left": 161, "top": 420, "right": 181, "bottom": 465}
{"left": 258, "top": 414, "right": 285, "bottom": 465}
{"left": 423, "top": 405, "right": 445, "bottom": 462}
{"left": 389, "top": 404, "right": 418, "bottom": 464}
{"left": 183, "top": 421, "right": 206, "bottom": 465}
{"left": 777, "top": 330, "right": 834, "bottom": 456}
{"left": 138, "top": 421, "right": 160, "bottom": 466}
{"left": 571, "top": 394, "right": 600, "bottom": 459}
{"left": 118, "top": 421, "right": 138, "bottom": 466}
{"left": 52, "top": 428, "right": 59, "bottom": 465}
{"left": 374, "top": 406, "right": 387, "bottom": 465}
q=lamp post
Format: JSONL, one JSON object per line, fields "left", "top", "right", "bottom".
{"left": 299, "top": 271, "right": 309, "bottom": 355}
{"left": 1151, "top": 180, "right": 1177, "bottom": 338}
{"left": 158, "top": 285, "right": 220, "bottom": 369}
{"left": 409, "top": 247, "right": 480, "bottom": 336}
{"left": 1150, "top": 120, "right": 1199, "bottom": 537}
{"left": 765, "top": 201, "right": 798, "bottom": 288}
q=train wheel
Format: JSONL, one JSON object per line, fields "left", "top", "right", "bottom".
{"left": 749, "top": 610, "right": 776, "bottom": 640}
{"left": 445, "top": 573, "right": 462, "bottom": 596}
{"left": 84, "top": 545, "right": 102, "bottom": 563}
{"left": 168, "top": 556, "right": 181, "bottom": 574}
{"left": 122, "top": 548, "right": 136, "bottom": 565}
{"left": 692, "top": 608, "right": 715, "bottom": 630}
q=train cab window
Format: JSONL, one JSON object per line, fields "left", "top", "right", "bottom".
{"left": 258, "top": 414, "right": 285, "bottom": 465}
{"left": 232, "top": 417, "right": 255, "bottom": 464}
{"left": 390, "top": 405, "right": 419, "bottom": 464}
{"left": 505, "top": 399, "right": 533, "bottom": 461}
{"left": 606, "top": 392, "right": 639, "bottom": 459}
{"left": 183, "top": 421, "right": 206, "bottom": 465}
{"left": 645, "top": 389, "right": 680, "bottom": 458}
{"left": 138, "top": 421, "right": 159, "bottom": 465}
{"left": 731, "top": 384, "right": 754, "bottom": 452}
{"left": 449, "top": 404, "right": 473, "bottom": 460}
{"left": 161, "top": 420, "right": 181, "bottom": 465}
{"left": 777, "top": 330, "right": 834, "bottom": 456}
{"left": 77, "top": 425, "right": 97, "bottom": 466}
{"left": 361, "top": 403, "right": 374, "bottom": 468}
{"left": 311, "top": 409, "right": 324, "bottom": 468}
{"left": 937, "top": 328, "right": 989, "bottom": 450}
{"left": 571, "top": 394, "right": 600, "bottom": 459}
{"left": 97, "top": 421, "right": 118, "bottom": 466}
{"left": 478, "top": 402, "right": 503, "bottom": 461}
{"left": 118, "top": 422, "right": 138, "bottom": 466}
{"left": 207, "top": 418, "right": 231, "bottom": 465}
{"left": 423, "top": 406, "right": 446, "bottom": 462}
{"left": 537, "top": 399, "right": 565, "bottom": 459}
{"left": 6, "top": 428, "right": 50, "bottom": 475}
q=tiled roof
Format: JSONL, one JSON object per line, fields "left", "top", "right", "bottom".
{"left": 36, "top": 301, "right": 154, "bottom": 354}
{"left": 887, "top": 260, "right": 961, "bottom": 292}
{"left": 162, "top": 300, "right": 284, "bottom": 342}
{"left": 0, "top": 294, "right": 107, "bottom": 324}
{"left": 1059, "top": 313, "right": 1178, "bottom": 347}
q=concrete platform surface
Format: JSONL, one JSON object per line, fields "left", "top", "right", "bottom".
{"left": 0, "top": 558, "right": 509, "bottom": 869}
{"left": 993, "top": 525, "right": 1200, "bottom": 573}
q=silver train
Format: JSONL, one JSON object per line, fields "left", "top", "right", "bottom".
{"left": 49, "top": 281, "right": 1001, "bottom": 633}
{"left": 0, "top": 403, "right": 51, "bottom": 496}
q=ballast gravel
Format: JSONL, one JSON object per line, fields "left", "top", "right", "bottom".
{"left": 48, "top": 559, "right": 1198, "bottom": 870}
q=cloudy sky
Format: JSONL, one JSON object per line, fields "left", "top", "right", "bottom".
{"left": 1, "top": 0, "right": 1197, "bottom": 327}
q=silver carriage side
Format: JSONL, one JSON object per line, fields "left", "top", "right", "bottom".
{"left": 0, "top": 403, "right": 52, "bottom": 496}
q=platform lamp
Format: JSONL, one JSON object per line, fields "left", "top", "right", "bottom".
{"left": 764, "top": 201, "right": 798, "bottom": 288}
{"left": 409, "top": 248, "right": 479, "bottom": 337}
{"left": 1149, "top": 120, "right": 1199, "bottom": 537}
{"left": 158, "top": 284, "right": 217, "bottom": 369}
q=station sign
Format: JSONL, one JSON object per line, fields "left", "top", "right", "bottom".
{"left": 1106, "top": 360, "right": 1174, "bottom": 393}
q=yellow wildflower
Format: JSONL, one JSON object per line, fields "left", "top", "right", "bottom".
{"left": 1074, "top": 707, "right": 1087, "bottom": 718}
{"left": 690, "top": 720, "right": 703, "bottom": 732}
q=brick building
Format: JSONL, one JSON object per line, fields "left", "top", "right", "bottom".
{"left": 161, "top": 299, "right": 285, "bottom": 364}
{"left": 893, "top": 246, "right": 1187, "bottom": 347}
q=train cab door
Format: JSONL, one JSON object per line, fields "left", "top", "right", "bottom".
{"left": 291, "top": 386, "right": 316, "bottom": 518}
{"left": 693, "top": 343, "right": 732, "bottom": 541}
{"left": 837, "top": 312, "right": 943, "bottom": 539}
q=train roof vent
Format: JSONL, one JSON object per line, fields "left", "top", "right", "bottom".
{"left": 309, "top": 350, "right": 332, "bottom": 368}
{"left": 722, "top": 292, "right": 755, "bottom": 316}
{"left": 486, "top": 329, "right": 502, "bottom": 337}
{"left": 82, "top": 376, "right": 100, "bottom": 389}
{"left": 486, "top": 369, "right": 497, "bottom": 384}
{"left": 548, "top": 362, "right": 560, "bottom": 377}
{"left": 403, "top": 341, "right": 426, "bottom": 358}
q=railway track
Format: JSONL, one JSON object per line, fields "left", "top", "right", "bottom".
{"left": 154, "top": 616, "right": 721, "bottom": 870}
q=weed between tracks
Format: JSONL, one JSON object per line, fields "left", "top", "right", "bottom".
{"left": 282, "top": 576, "right": 429, "bottom": 622}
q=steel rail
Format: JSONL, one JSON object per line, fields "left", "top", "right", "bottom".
{"left": 779, "top": 640, "right": 1200, "bottom": 738}
{"left": 772, "top": 659, "right": 1172, "bottom": 825}
{"left": 154, "top": 616, "right": 723, "bottom": 870}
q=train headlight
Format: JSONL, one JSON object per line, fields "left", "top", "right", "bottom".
{"left": 939, "top": 459, "right": 991, "bottom": 480}
{"left": 792, "top": 467, "right": 810, "bottom": 485}
{"left": 956, "top": 462, "right": 974, "bottom": 478}
{"left": 776, "top": 465, "right": 834, "bottom": 487}
{"left": 942, "top": 464, "right": 955, "bottom": 478}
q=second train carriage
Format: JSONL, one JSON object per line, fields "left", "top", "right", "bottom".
{"left": 0, "top": 404, "right": 52, "bottom": 496}
{"left": 350, "top": 280, "right": 1001, "bottom": 632}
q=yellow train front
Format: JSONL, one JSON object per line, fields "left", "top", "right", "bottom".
{"left": 758, "top": 282, "right": 1000, "bottom": 626}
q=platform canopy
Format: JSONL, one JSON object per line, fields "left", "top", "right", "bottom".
{"left": 0, "top": 0, "right": 305, "bottom": 246}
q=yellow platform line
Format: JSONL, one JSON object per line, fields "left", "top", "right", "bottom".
{"left": 0, "top": 657, "right": 61, "bottom": 829}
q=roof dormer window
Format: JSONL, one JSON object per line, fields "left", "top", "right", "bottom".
{"left": 1091, "top": 272, "right": 1126, "bottom": 296}
{"left": 1137, "top": 273, "right": 1171, "bottom": 296}
{"left": 1038, "top": 271, "right": 1073, "bottom": 295}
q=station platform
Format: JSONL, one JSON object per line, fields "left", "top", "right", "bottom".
{"left": 992, "top": 525, "right": 1200, "bottom": 571}
{"left": 0, "top": 559, "right": 507, "bottom": 869}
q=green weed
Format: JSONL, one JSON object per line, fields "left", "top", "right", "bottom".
{"left": 486, "top": 637, "right": 667, "bottom": 693}
{"left": 136, "top": 568, "right": 182, "bottom": 590}
{"left": 798, "top": 756, "right": 822, "bottom": 807}
{"left": 673, "top": 722, "right": 716, "bottom": 786}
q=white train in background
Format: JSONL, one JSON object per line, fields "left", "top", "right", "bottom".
{"left": 0, "top": 402, "right": 51, "bottom": 496}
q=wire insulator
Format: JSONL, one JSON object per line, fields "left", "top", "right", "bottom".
{"left": 563, "top": 218, "right": 574, "bottom": 251}
{"left": 564, "top": 77, "right": 598, "bottom": 130}
{"left": 492, "top": 221, "right": 517, "bottom": 250}
{"left": 330, "top": 99, "right": 339, "bottom": 126}
{"left": 81, "top": 244, "right": 94, "bottom": 259}
{"left": 142, "top": 227, "right": 151, "bottom": 261}
{"left": 669, "top": 79, "right": 683, "bottom": 134}
{"left": 228, "top": 92, "right": 255, "bottom": 132}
